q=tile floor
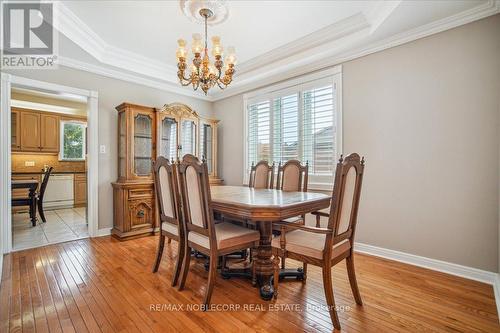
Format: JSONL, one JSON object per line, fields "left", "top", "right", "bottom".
{"left": 12, "top": 207, "right": 88, "bottom": 251}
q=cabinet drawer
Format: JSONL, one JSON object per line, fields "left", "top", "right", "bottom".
{"left": 128, "top": 188, "right": 154, "bottom": 199}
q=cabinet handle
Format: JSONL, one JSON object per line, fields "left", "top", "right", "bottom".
{"left": 137, "top": 210, "right": 145, "bottom": 218}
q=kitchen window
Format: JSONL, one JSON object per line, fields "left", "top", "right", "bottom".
{"left": 244, "top": 69, "right": 342, "bottom": 189}
{"left": 60, "top": 120, "right": 87, "bottom": 161}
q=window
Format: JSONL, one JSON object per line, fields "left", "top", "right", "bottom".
{"left": 60, "top": 121, "right": 86, "bottom": 161}
{"left": 244, "top": 71, "right": 342, "bottom": 188}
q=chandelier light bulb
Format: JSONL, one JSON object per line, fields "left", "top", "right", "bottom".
{"left": 191, "top": 33, "right": 203, "bottom": 54}
{"left": 176, "top": 39, "right": 187, "bottom": 59}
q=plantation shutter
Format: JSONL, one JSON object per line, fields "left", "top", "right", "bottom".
{"left": 302, "top": 84, "right": 336, "bottom": 175}
{"left": 247, "top": 100, "right": 271, "bottom": 173}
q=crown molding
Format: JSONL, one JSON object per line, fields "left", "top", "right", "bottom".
{"left": 58, "top": 56, "right": 213, "bottom": 101}
{"left": 55, "top": 2, "right": 178, "bottom": 83}
{"left": 210, "top": 0, "right": 500, "bottom": 101}
{"left": 52, "top": 0, "right": 499, "bottom": 102}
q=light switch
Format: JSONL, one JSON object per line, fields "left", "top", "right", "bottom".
{"left": 25, "top": 161, "right": 35, "bottom": 167}
{"left": 99, "top": 145, "right": 106, "bottom": 154}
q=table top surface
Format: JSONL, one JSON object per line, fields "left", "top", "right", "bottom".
{"left": 210, "top": 185, "right": 330, "bottom": 208}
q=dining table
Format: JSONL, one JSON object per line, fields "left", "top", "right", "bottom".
{"left": 12, "top": 179, "right": 39, "bottom": 226}
{"left": 210, "top": 185, "right": 331, "bottom": 300}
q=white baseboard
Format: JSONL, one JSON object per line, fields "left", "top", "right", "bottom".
{"left": 95, "top": 228, "right": 112, "bottom": 237}
{"left": 354, "top": 242, "right": 497, "bottom": 285}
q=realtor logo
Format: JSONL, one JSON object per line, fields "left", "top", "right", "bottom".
{"left": 1, "top": 2, "right": 58, "bottom": 68}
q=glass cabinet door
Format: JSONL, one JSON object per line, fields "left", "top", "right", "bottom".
{"left": 134, "top": 114, "right": 153, "bottom": 176}
{"left": 160, "top": 117, "right": 177, "bottom": 160}
{"left": 180, "top": 119, "right": 196, "bottom": 157}
{"left": 118, "top": 112, "right": 126, "bottom": 177}
{"left": 200, "top": 123, "right": 213, "bottom": 174}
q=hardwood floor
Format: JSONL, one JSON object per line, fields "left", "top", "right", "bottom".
{"left": 1, "top": 236, "right": 498, "bottom": 332}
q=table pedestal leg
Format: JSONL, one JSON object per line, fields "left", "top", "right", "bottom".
{"left": 256, "top": 221, "right": 274, "bottom": 300}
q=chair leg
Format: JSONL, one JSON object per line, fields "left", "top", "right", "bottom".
{"left": 38, "top": 199, "right": 46, "bottom": 223}
{"left": 152, "top": 234, "right": 165, "bottom": 273}
{"left": 203, "top": 255, "right": 218, "bottom": 310}
{"left": 273, "top": 256, "right": 280, "bottom": 299}
{"left": 251, "top": 248, "right": 257, "bottom": 287}
{"left": 178, "top": 245, "right": 192, "bottom": 291}
{"left": 302, "top": 263, "right": 308, "bottom": 282}
{"left": 172, "top": 238, "right": 185, "bottom": 287}
{"left": 346, "top": 255, "right": 363, "bottom": 305}
{"left": 322, "top": 266, "right": 341, "bottom": 330}
{"left": 281, "top": 256, "right": 286, "bottom": 270}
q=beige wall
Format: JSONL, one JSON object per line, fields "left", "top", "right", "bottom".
{"left": 6, "top": 67, "right": 213, "bottom": 230}
{"left": 213, "top": 15, "right": 500, "bottom": 271}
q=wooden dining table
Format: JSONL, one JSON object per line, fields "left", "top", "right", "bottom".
{"left": 210, "top": 185, "right": 331, "bottom": 300}
{"left": 12, "top": 179, "right": 39, "bottom": 226}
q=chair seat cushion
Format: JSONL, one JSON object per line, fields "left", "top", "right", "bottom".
{"left": 271, "top": 230, "right": 351, "bottom": 259}
{"left": 161, "top": 222, "right": 178, "bottom": 236}
{"left": 188, "top": 222, "right": 260, "bottom": 250}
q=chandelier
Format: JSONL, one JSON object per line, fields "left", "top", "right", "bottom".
{"left": 176, "top": 8, "right": 236, "bottom": 95}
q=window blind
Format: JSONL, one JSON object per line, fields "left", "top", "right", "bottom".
{"left": 245, "top": 75, "right": 340, "bottom": 186}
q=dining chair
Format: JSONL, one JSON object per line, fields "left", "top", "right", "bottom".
{"left": 152, "top": 157, "right": 184, "bottom": 287}
{"left": 177, "top": 154, "right": 260, "bottom": 309}
{"left": 12, "top": 167, "right": 53, "bottom": 223}
{"left": 249, "top": 160, "right": 275, "bottom": 189}
{"left": 271, "top": 153, "right": 365, "bottom": 330}
{"left": 274, "top": 160, "right": 308, "bottom": 270}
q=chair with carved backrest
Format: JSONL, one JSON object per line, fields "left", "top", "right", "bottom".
{"left": 177, "top": 154, "right": 260, "bottom": 309}
{"left": 249, "top": 160, "right": 275, "bottom": 189}
{"left": 274, "top": 160, "right": 308, "bottom": 271}
{"left": 152, "top": 156, "right": 184, "bottom": 287}
{"left": 271, "top": 153, "right": 365, "bottom": 330}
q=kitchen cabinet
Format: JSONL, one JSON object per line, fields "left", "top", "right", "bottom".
{"left": 15, "top": 108, "right": 61, "bottom": 153}
{"left": 74, "top": 173, "right": 87, "bottom": 207}
{"left": 40, "top": 114, "right": 59, "bottom": 152}
{"left": 20, "top": 111, "right": 41, "bottom": 151}
{"left": 11, "top": 110, "right": 20, "bottom": 151}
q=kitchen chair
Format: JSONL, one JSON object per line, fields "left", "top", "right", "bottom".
{"left": 12, "top": 167, "right": 53, "bottom": 224}
{"left": 37, "top": 167, "right": 53, "bottom": 223}
{"left": 274, "top": 160, "right": 309, "bottom": 271}
{"left": 177, "top": 154, "right": 260, "bottom": 309}
{"left": 272, "top": 153, "right": 365, "bottom": 330}
{"left": 152, "top": 157, "right": 185, "bottom": 286}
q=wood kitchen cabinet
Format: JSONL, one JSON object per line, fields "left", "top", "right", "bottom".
{"left": 20, "top": 110, "right": 41, "bottom": 151}
{"left": 11, "top": 110, "right": 20, "bottom": 151}
{"left": 40, "top": 114, "right": 59, "bottom": 152}
{"left": 15, "top": 108, "right": 60, "bottom": 153}
{"left": 74, "top": 173, "right": 87, "bottom": 207}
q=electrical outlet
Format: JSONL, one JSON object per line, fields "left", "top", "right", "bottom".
{"left": 99, "top": 145, "right": 106, "bottom": 154}
{"left": 24, "top": 161, "right": 35, "bottom": 167}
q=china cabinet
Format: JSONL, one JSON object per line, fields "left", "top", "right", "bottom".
{"left": 157, "top": 103, "right": 222, "bottom": 184}
{"left": 112, "top": 102, "right": 222, "bottom": 240}
{"left": 112, "top": 103, "right": 157, "bottom": 239}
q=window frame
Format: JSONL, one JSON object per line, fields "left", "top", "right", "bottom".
{"left": 59, "top": 120, "right": 87, "bottom": 161}
{"left": 243, "top": 66, "right": 342, "bottom": 190}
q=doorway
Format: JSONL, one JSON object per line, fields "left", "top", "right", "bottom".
{"left": 0, "top": 74, "right": 99, "bottom": 253}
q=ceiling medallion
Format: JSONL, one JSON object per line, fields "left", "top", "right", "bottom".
{"left": 180, "top": 0, "right": 229, "bottom": 25}
{"left": 176, "top": 1, "right": 235, "bottom": 95}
